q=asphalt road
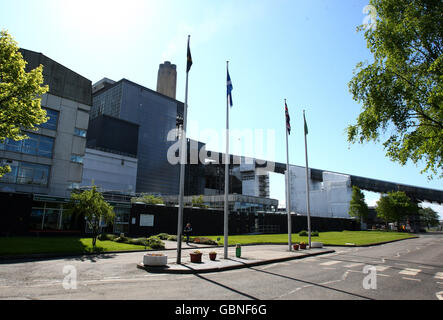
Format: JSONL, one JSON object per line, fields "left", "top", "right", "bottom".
{"left": 0, "top": 233, "right": 442, "bottom": 300}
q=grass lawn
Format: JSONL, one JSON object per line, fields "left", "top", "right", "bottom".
{"left": 0, "top": 237, "right": 148, "bottom": 256}
{"left": 201, "top": 231, "right": 417, "bottom": 246}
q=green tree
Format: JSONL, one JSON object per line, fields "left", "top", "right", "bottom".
{"left": 418, "top": 206, "right": 440, "bottom": 228}
{"left": 191, "top": 195, "right": 208, "bottom": 208}
{"left": 376, "top": 191, "right": 419, "bottom": 230}
{"left": 347, "top": 0, "right": 443, "bottom": 179}
{"left": 0, "top": 30, "right": 49, "bottom": 176}
{"left": 66, "top": 186, "right": 115, "bottom": 248}
{"left": 131, "top": 194, "right": 164, "bottom": 205}
{"left": 348, "top": 186, "right": 369, "bottom": 225}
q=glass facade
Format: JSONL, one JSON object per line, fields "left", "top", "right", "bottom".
{"left": 0, "top": 133, "right": 54, "bottom": 158}
{"left": 39, "top": 108, "right": 59, "bottom": 130}
{"left": 71, "top": 155, "right": 84, "bottom": 164}
{"left": 91, "top": 83, "right": 122, "bottom": 120}
{"left": 30, "top": 201, "right": 73, "bottom": 231}
{"left": 0, "top": 161, "right": 50, "bottom": 186}
{"left": 74, "top": 128, "right": 87, "bottom": 138}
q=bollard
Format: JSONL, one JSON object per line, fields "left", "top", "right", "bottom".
{"left": 236, "top": 244, "right": 241, "bottom": 258}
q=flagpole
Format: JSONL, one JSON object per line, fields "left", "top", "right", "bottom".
{"left": 224, "top": 61, "right": 230, "bottom": 259}
{"left": 176, "top": 35, "right": 191, "bottom": 264}
{"left": 303, "top": 110, "right": 312, "bottom": 248}
{"left": 285, "top": 99, "right": 292, "bottom": 251}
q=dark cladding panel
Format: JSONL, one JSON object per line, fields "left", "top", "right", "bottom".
{"left": 87, "top": 114, "right": 139, "bottom": 157}
{"left": 19, "top": 49, "right": 92, "bottom": 106}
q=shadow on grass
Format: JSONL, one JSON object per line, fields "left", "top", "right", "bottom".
{"left": 0, "top": 236, "right": 119, "bottom": 263}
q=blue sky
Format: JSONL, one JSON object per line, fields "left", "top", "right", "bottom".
{"left": 1, "top": 0, "right": 441, "bottom": 218}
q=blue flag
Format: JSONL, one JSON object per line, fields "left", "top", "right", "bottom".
{"left": 227, "top": 69, "right": 233, "bottom": 107}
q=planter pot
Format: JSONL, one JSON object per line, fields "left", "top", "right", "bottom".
{"left": 190, "top": 253, "right": 202, "bottom": 263}
{"left": 209, "top": 253, "right": 217, "bottom": 261}
{"left": 293, "top": 244, "right": 299, "bottom": 251}
{"left": 299, "top": 244, "right": 307, "bottom": 250}
{"left": 143, "top": 254, "right": 167, "bottom": 266}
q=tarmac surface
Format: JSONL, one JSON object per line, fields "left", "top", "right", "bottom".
{"left": 137, "top": 241, "right": 335, "bottom": 274}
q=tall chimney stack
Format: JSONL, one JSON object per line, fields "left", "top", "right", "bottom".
{"left": 157, "top": 61, "right": 177, "bottom": 99}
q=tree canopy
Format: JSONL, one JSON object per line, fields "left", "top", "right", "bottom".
{"left": 66, "top": 186, "right": 115, "bottom": 248}
{"left": 348, "top": 186, "right": 369, "bottom": 223}
{"left": 0, "top": 30, "right": 49, "bottom": 176}
{"left": 347, "top": 0, "right": 443, "bottom": 179}
{"left": 376, "top": 191, "right": 419, "bottom": 229}
{"left": 418, "top": 206, "right": 440, "bottom": 228}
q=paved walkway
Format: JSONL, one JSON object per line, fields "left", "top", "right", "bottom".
{"left": 138, "top": 242, "right": 335, "bottom": 274}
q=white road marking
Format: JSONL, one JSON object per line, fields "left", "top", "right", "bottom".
{"left": 344, "top": 263, "right": 364, "bottom": 268}
{"left": 435, "top": 291, "right": 443, "bottom": 300}
{"left": 377, "top": 273, "right": 391, "bottom": 277}
{"left": 402, "top": 277, "right": 421, "bottom": 282}
{"left": 399, "top": 268, "right": 422, "bottom": 276}
{"left": 434, "top": 272, "right": 443, "bottom": 280}
{"left": 319, "top": 260, "right": 342, "bottom": 266}
{"left": 418, "top": 265, "right": 435, "bottom": 270}
{"left": 375, "top": 265, "right": 391, "bottom": 272}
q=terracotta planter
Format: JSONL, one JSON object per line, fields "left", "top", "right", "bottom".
{"left": 209, "top": 252, "right": 217, "bottom": 261}
{"left": 190, "top": 253, "right": 202, "bottom": 263}
{"left": 293, "top": 244, "right": 299, "bottom": 251}
{"left": 299, "top": 243, "right": 307, "bottom": 249}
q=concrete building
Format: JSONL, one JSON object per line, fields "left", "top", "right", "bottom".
{"left": 0, "top": 49, "right": 91, "bottom": 233}
{"left": 0, "top": 49, "right": 91, "bottom": 198}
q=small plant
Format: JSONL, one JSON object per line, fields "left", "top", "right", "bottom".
{"left": 128, "top": 238, "right": 148, "bottom": 246}
{"left": 209, "top": 251, "right": 217, "bottom": 254}
{"left": 155, "top": 233, "right": 170, "bottom": 240}
{"left": 167, "top": 235, "right": 177, "bottom": 241}
{"left": 146, "top": 236, "right": 165, "bottom": 250}
{"left": 192, "top": 250, "right": 202, "bottom": 254}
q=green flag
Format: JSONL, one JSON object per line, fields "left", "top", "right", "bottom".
{"left": 303, "top": 111, "right": 309, "bottom": 135}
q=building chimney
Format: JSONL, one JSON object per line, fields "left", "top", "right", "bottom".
{"left": 157, "top": 61, "right": 177, "bottom": 99}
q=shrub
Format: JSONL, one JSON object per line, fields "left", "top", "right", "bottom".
{"left": 299, "top": 230, "right": 308, "bottom": 237}
{"left": 146, "top": 236, "right": 165, "bottom": 250}
{"left": 155, "top": 233, "right": 170, "bottom": 240}
{"left": 128, "top": 238, "right": 148, "bottom": 246}
{"left": 167, "top": 235, "right": 177, "bottom": 241}
{"left": 98, "top": 233, "right": 117, "bottom": 241}
{"left": 311, "top": 231, "right": 319, "bottom": 237}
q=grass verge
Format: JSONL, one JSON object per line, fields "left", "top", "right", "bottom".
{"left": 201, "top": 231, "right": 417, "bottom": 246}
{"left": 0, "top": 237, "right": 148, "bottom": 256}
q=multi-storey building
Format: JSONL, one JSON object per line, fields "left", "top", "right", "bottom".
{"left": 0, "top": 49, "right": 91, "bottom": 234}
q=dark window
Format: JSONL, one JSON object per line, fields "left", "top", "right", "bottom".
{"left": 0, "top": 133, "right": 54, "bottom": 158}
{"left": 1, "top": 162, "right": 50, "bottom": 186}
{"left": 39, "top": 109, "right": 59, "bottom": 130}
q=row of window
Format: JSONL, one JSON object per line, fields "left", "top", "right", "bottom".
{"left": 0, "top": 133, "right": 54, "bottom": 158}
{"left": 1, "top": 161, "right": 50, "bottom": 186}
